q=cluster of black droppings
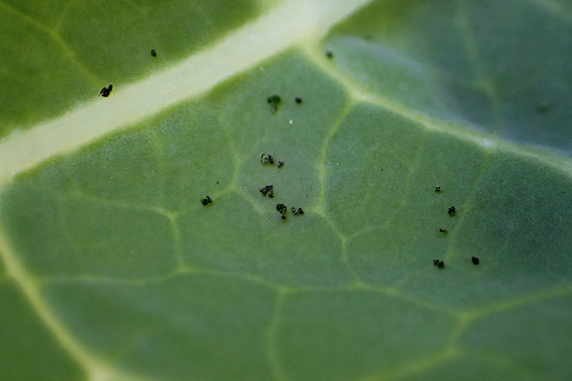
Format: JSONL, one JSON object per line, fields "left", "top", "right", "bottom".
{"left": 291, "top": 207, "right": 304, "bottom": 215}
{"left": 325, "top": 50, "right": 334, "bottom": 59}
{"left": 267, "top": 94, "right": 281, "bottom": 113}
{"left": 200, "top": 195, "right": 212, "bottom": 206}
{"left": 99, "top": 84, "right": 113, "bottom": 97}
{"left": 151, "top": 49, "right": 157, "bottom": 57}
{"left": 435, "top": 185, "right": 441, "bottom": 192}
{"left": 471, "top": 256, "right": 480, "bottom": 265}
{"left": 260, "top": 153, "right": 274, "bottom": 165}
{"left": 448, "top": 206, "right": 456, "bottom": 215}
{"left": 260, "top": 185, "right": 274, "bottom": 198}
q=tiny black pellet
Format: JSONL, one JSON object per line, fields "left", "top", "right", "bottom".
{"left": 201, "top": 195, "right": 212, "bottom": 206}
{"left": 291, "top": 207, "right": 304, "bottom": 215}
{"left": 439, "top": 227, "right": 448, "bottom": 233}
{"left": 471, "top": 256, "right": 480, "bottom": 265}
{"left": 151, "top": 49, "right": 157, "bottom": 57}
{"left": 281, "top": 215, "right": 287, "bottom": 220}
{"left": 99, "top": 84, "right": 113, "bottom": 97}
{"left": 267, "top": 94, "right": 281, "bottom": 113}
{"left": 448, "top": 206, "right": 456, "bottom": 215}
{"left": 435, "top": 186, "right": 441, "bottom": 192}
{"left": 277, "top": 161, "right": 284, "bottom": 168}
{"left": 325, "top": 50, "right": 334, "bottom": 58}
{"left": 276, "top": 203, "right": 287, "bottom": 214}
{"left": 260, "top": 153, "right": 274, "bottom": 165}
{"left": 260, "top": 185, "right": 274, "bottom": 198}
{"left": 295, "top": 97, "right": 302, "bottom": 104}
{"left": 433, "top": 259, "right": 444, "bottom": 268}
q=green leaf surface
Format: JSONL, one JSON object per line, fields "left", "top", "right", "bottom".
{"left": 1, "top": 0, "right": 571, "bottom": 380}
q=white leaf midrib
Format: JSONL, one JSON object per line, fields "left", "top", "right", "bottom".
{"left": 0, "top": 0, "right": 374, "bottom": 186}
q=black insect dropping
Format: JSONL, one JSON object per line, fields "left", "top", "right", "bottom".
{"left": 277, "top": 161, "right": 284, "bottom": 168}
{"left": 260, "top": 185, "right": 274, "bottom": 198}
{"left": 439, "top": 227, "right": 448, "bottom": 233}
{"left": 151, "top": 49, "right": 157, "bottom": 57}
{"left": 325, "top": 50, "right": 334, "bottom": 59}
{"left": 281, "top": 215, "right": 287, "bottom": 220}
{"left": 99, "top": 84, "right": 113, "bottom": 97}
{"left": 435, "top": 186, "right": 441, "bottom": 192}
{"left": 201, "top": 195, "right": 212, "bottom": 206}
{"left": 295, "top": 97, "right": 302, "bottom": 104}
{"left": 291, "top": 207, "right": 304, "bottom": 215}
{"left": 260, "top": 153, "right": 274, "bottom": 165}
{"left": 448, "top": 206, "right": 456, "bottom": 215}
{"left": 267, "top": 94, "right": 281, "bottom": 113}
{"left": 276, "top": 203, "right": 287, "bottom": 215}
{"left": 471, "top": 256, "right": 480, "bottom": 265}
{"left": 433, "top": 260, "right": 444, "bottom": 268}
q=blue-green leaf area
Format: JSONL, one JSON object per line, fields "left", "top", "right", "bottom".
{"left": 1, "top": 50, "right": 571, "bottom": 380}
{"left": 325, "top": 0, "right": 572, "bottom": 152}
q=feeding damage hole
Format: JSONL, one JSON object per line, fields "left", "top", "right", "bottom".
{"left": 267, "top": 94, "right": 281, "bottom": 113}
{"left": 260, "top": 185, "right": 274, "bottom": 198}
{"left": 99, "top": 84, "right": 113, "bottom": 97}
{"left": 201, "top": 195, "right": 212, "bottom": 206}
{"left": 260, "top": 153, "right": 274, "bottom": 165}
{"left": 471, "top": 256, "right": 480, "bottom": 265}
{"left": 433, "top": 259, "right": 445, "bottom": 269}
{"left": 448, "top": 206, "right": 456, "bottom": 215}
{"left": 291, "top": 207, "right": 304, "bottom": 215}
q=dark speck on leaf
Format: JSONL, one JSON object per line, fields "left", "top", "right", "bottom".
{"left": 433, "top": 260, "right": 444, "bottom": 268}
{"left": 277, "top": 161, "right": 284, "bottom": 168}
{"left": 151, "top": 49, "right": 157, "bottom": 57}
{"left": 267, "top": 94, "right": 281, "bottom": 113}
{"left": 291, "top": 207, "right": 304, "bottom": 215}
{"left": 295, "top": 97, "right": 302, "bottom": 104}
{"left": 200, "top": 195, "right": 212, "bottom": 206}
{"left": 281, "top": 215, "right": 287, "bottom": 220}
{"left": 99, "top": 84, "right": 113, "bottom": 97}
{"left": 439, "top": 227, "right": 448, "bottom": 233}
{"left": 260, "top": 153, "right": 274, "bottom": 165}
{"left": 448, "top": 206, "right": 456, "bottom": 215}
{"left": 537, "top": 102, "right": 550, "bottom": 113}
{"left": 260, "top": 185, "right": 274, "bottom": 198}
{"left": 325, "top": 50, "right": 334, "bottom": 58}
{"left": 276, "top": 203, "right": 287, "bottom": 215}
{"left": 472, "top": 256, "right": 480, "bottom": 265}
{"left": 435, "top": 186, "right": 441, "bottom": 192}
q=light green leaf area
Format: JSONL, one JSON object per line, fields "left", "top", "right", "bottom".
{"left": 1, "top": 1, "right": 572, "bottom": 381}
{"left": 0, "top": 0, "right": 263, "bottom": 136}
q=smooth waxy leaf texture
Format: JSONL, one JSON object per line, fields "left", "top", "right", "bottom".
{"left": 1, "top": 0, "right": 571, "bottom": 380}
